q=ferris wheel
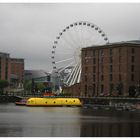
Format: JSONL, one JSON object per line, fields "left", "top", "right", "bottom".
{"left": 51, "top": 21, "right": 109, "bottom": 87}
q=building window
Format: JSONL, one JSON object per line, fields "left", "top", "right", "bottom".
{"left": 93, "top": 50, "right": 95, "bottom": 57}
{"left": 110, "top": 65, "right": 113, "bottom": 73}
{"left": 101, "top": 84, "right": 104, "bottom": 93}
{"left": 85, "top": 67, "right": 88, "bottom": 72}
{"left": 110, "top": 48, "right": 113, "bottom": 55}
{"left": 119, "top": 56, "right": 121, "bottom": 63}
{"left": 101, "top": 57, "right": 103, "bottom": 63}
{"left": 85, "top": 85, "right": 87, "bottom": 95}
{"left": 101, "top": 65, "right": 104, "bottom": 73}
{"left": 119, "top": 64, "right": 121, "bottom": 72}
{"left": 93, "top": 75, "right": 96, "bottom": 82}
{"left": 93, "top": 84, "right": 96, "bottom": 95}
{"left": 101, "top": 75, "right": 104, "bottom": 81}
{"left": 131, "top": 56, "right": 135, "bottom": 63}
{"left": 119, "top": 74, "right": 122, "bottom": 81}
{"left": 131, "top": 48, "right": 135, "bottom": 54}
{"left": 85, "top": 51, "right": 87, "bottom": 56}
{"left": 110, "top": 74, "right": 113, "bottom": 81}
{"left": 93, "top": 58, "right": 96, "bottom": 64}
{"left": 119, "top": 48, "right": 121, "bottom": 53}
{"left": 93, "top": 66, "right": 96, "bottom": 73}
{"left": 110, "top": 57, "right": 113, "bottom": 63}
{"left": 131, "top": 74, "right": 134, "bottom": 81}
{"left": 100, "top": 49, "right": 104, "bottom": 56}
{"left": 85, "top": 75, "right": 87, "bottom": 82}
{"left": 110, "top": 83, "right": 114, "bottom": 94}
{"left": 131, "top": 65, "right": 134, "bottom": 72}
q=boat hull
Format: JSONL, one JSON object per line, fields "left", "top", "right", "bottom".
{"left": 15, "top": 102, "right": 26, "bottom": 106}
{"left": 15, "top": 99, "right": 27, "bottom": 106}
{"left": 26, "top": 97, "right": 82, "bottom": 107}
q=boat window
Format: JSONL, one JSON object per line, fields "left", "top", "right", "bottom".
{"left": 66, "top": 100, "right": 67, "bottom": 102}
{"left": 45, "top": 102, "right": 47, "bottom": 104}
{"left": 73, "top": 100, "right": 75, "bottom": 102}
{"left": 54, "top": 101, "right": 56, "bottom": 104}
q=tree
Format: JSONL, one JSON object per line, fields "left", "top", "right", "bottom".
{"left": 24, "top": 80, "right": 32, "bottom": 91}
{"left": 36, "top": 83, "right": 45, "bottom": 92}
{"left": 0, "top": 80, "right": 9, "bottom": 94}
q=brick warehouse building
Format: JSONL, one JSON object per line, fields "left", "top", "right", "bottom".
{"left": 0, "top": 52, "right": 11, "bottom": 81}
{"left": 81, "top": 40, "right": 140, "bottom": 97}
{"left": 0, "top": 52, "right": 24, "bottom": 88}
{"left": 10, "top": 58, "right": 24, "bottom": 88}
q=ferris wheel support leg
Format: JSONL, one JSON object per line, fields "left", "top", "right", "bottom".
{"left": 73, "top": 65, "right": 80, "bottom": 83}
{"left": 69, "top": 64, "right": 79, "bottom": 86}
{"left": 72, "top": 63, "right": 80, "bottom": 85}
{"left": 58, "top": 61, "right": 74, "bottom": 73}
{"left": 66, "top": 64, "right": 77, "bottom": 85}
{"left": 77, "top": 65, "right": 81, "bottom": 83}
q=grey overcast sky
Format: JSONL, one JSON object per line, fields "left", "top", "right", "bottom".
{"left": 0, "top": 3, "right": 140, "bottom": 71}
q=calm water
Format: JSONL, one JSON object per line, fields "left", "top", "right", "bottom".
{"left": 0, "top": 103, "right": 140, "bottom": 137}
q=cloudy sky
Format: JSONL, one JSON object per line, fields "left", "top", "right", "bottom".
{"left": 0, "top": 3, "right": 140, "bottom": 71}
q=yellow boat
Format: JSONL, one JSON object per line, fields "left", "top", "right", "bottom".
{"left": 26, "top": 97, "right": 82, "bottom": 107}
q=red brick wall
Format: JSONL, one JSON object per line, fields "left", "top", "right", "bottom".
{"left": 11, "top": 58, "right": 24, "bottom": 83}
{"left": 63, "top": 83, "right": 81, "bottom": 96}
{"left": 81, "top": 43, "right": 140, "bottom": 97}
{"left": 0, "top": 54, "right": 11, "bottom": 82}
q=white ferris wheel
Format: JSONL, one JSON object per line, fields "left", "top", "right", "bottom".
{"left": 51, "top": 21, "right": 109, "bottom": 88}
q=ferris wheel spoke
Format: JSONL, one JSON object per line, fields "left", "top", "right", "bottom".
{"left": 69, "top": 64, "right": 79, "bottom": 85}
{"left": 65, "top": 64, "right": 78, "bottom": 85}
{"left": 80, "top": 24, "right": 86, "bottom": 47}
{"left": 88, "top": 37, "right": 100, "bottom": 46}
{"left": 56, "top": 52, "right": 73, "bottom": 56}
{"left": 78, "top": 23, "right": 83, "bottom": 48}
{"left": 62, "top": 27, "right": 79, "bottom": 49}
{"left": 73, "top": 63, "right": 81, "bottom": 84}
{"left": 58, "top": 37, "right": 74, "bottom": 51}
{"left": 87, "top": 32, "right": 102, "bottom": 46}
{"left": 77, "top": 65, "right": 81, "bottom": 83}
{"left": 63, "top": 65, "right": 76, "bottom": 82}
{"left": 90, "top": 36, "right": 106, "bottom": 46}
{"left": 60, "top": 33, "right": 78, "bottom": 50}
{"left": 65, "top": 27, "right": 81, "bottom": 48}
{"left": 55, "top": 57, "right": 74, "bottom": 64}
{"left": 61, "top": 34, "right": 78, "bottom": 50}
{"left": 58, "top": 61, "right": 75, "bottom": 73}
{"left": 80, "top": 23, "right": 86, "bottom": 47}
{"left": 57, "top": 41, "right": 73, "bottom": 51}
{"left": 70, "top": 63, "right": 80, "bottom": 85}
{"left": 66, "top": 66, "right": 77, "bottom": 85}
{"left": 72, "top": 24, "right": 83, "bottom": 48}
{"left": 57, "top": 32, "right": 76, "bottom": 50}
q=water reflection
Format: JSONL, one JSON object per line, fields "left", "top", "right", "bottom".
{"left": 0, "top": 103, "right": 140, "bottom": 137}
{"left": 80, "top": 122, "right": 140, "bottom": 137}
{"left": 0, "top": 104, "right": 81, "bottom": 137}
{"left": 80, "top": 108, "right": 140, "bottom": 137}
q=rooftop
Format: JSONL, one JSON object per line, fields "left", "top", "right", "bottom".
{"left": 82, "top": 40, "right": 140, "bottom": 50}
